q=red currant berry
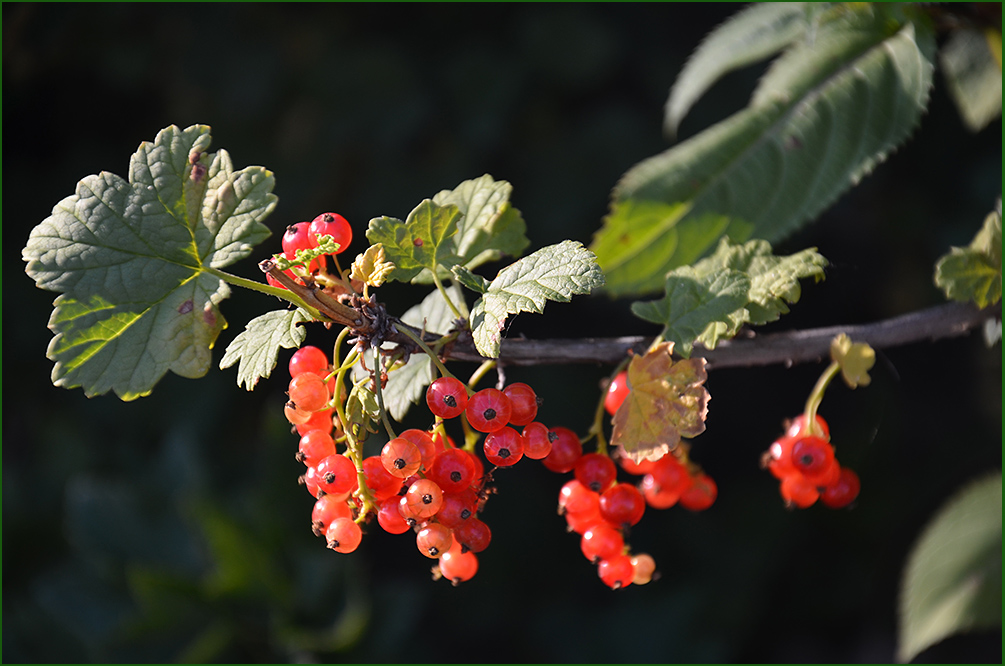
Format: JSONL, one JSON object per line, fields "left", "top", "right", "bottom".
{"left": 766, "top": 435, "right": 798, "bottom": 480}
{"left": 618, "top": 454, "right": 658, "bottom": 476}
{"left": 434, "top": 488, "right": 479, "bottom": 528}
{"left": 649, "top": 455, "right": 692, "bottom": 497}
{"left": 289, "top": 345, "right": 329, "bottom": 378}
{"left": 502, "top": 383, "right": 539, "bottom": 426}
{"left": 427, "top": 448, "right": 478, "bottom": 494}
{"left": 540, "top": 426, "right": 582, "bottom": 473}
{"left": 288, "top": 372, "right": 329, "bottom": 413}
{"left": 559, "top": 479, "right": 601, "bottom": 516}
{"left": 362, "top": 455, "right": 401, "bottom": 501}
{"left": 426, "top": 377, "right": 469, "bottom": 419}
{"left": 284, "top": 401, "right": 312, "bottom": 426}
{"left": 381, "top": 438, "right": 422, "bottom": 478}
{"left": 640, "top": 473, "right": 679, "bottom": 509}
{"left": 416, "top": 522, "right": 454, "bottom": 558}
{"left": 599, "top": 482, "right": 646, "bottom": 527}
{"left": 574, "top": 453, "right": 618, "bottom": 493}
{"left": 298, "top": 429, "right": 336, "bottom": 467}
{"left": 295, "top": 408, "right": 335, "bottom": 436}
{"left": 780, "top": 473, "right": 819, "bottom": 508}
{"left": 581, "top": 523, "right": 625, "bottom": 563}
{"left": 679, "top": 473, "right": 717, "bottom": 511}
{"left": 565, "top": 509, "right": 603, "bottom": 535}
{"left": 820, "top": 467, "right": 860, "bottom": 509}
{"left": 521, "top": 422, "right": 554, "bottom": 460}
{"left": 398, "top": 429, "right": 438, "bottom": 469}
{"left": 309, "top": 212, "right": 352, "bottom": 254}
{"left": 465, "top": 388, "right": 512, "bottom": 433}
{"left": 301, "top": 465, "right": 322, "bottom": 498}
{"left": 404, "top": 478, "right": 445, "bottom": 520}
{"left": 483, "top": 426, "right": 525, "bottom": 467}
{"left": 631, "top": 553, "right": 657, "bottom": 585}
{"left": 311, "top": 494, "right": 353, "bottom": 536}
{"left": 315, "top": 454, "right": 358, "bottom": 497}
{"left": 453, "top": 516, "right": 491, "bottom": 553}
{"left": 604, "top": 370, "right": 630, "bottom": 415}
{"left": 282, "top": 221, "right": 314, "bottom": 255}
{"left": 326, "top": 516, "right": 363, "bottom": 553}
{"left": 791, "top": 436, "right": 836, "bottom": 485}
{"left": 377, "top": 498, "right": 411, "bottom": 534}
{"left": 438, "top": 541, "right": 478, "bottom": 584}
{"left": 597, "top": 554, "right": 635, "bottom": 589}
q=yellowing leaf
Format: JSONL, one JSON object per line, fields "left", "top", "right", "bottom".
{"left": 610, "top": 342, "right": 710, "bottom": 463}
{"left": 830, "top": 333, "right": 875, "bottom": 388}
{"left": 350, "top": 243, "right": 395, "bottom": 288}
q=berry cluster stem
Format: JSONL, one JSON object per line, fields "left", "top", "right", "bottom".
{"left": 803, "top": 360, "right": 840, "bottom": 438}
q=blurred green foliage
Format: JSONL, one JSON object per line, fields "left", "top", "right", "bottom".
{"left": 4, "top": 3, "right": 1000, "bottom": 662}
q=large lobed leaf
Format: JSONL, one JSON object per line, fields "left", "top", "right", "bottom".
{"left": 468, "top": 241, "right": 605, "bottom": 358}
{"left": 22, "top": 124, "right": 276, "bottom": 400}
{"left": 898, "top": 473, "right": 1002, "bottom": 663}
{"left": 632, "top": 238, "right": 827, "bottom": 355}
{"left": 593, "top": 4, "right": 936, "bottom": 297}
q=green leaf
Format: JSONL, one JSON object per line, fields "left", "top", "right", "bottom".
{"left": 218, "top": 309, "right": 310, "bottom": 391}
{"left": 377, "top": 286, "right": 462, "bottom": 421}
{"left": 22, "top": 124, "right": 277, "bottom": 400}
{"left": 665, "top": 2, "right": 816, "bottom": 136}
{"left": 346, "top": 381, "right": 380, "bottom": 436}
{"left": 935, "top": 201, "right": 1003, "bottom": 308}
{"left": 364, "top": 200, "right": 461, "bottom": 283}
{"left": 939, "top": 27, "right": 1003, "bottom": 133}
{"left": 631, "top": 267, "right": 750, "bottom": 358}
{"left": 427, "top": 174, "right": 530, "bottom": 279}
{"left": 829, "top": 333, "right": 875, "bottom": 388}
{"left": 593, "top": 5, "right": 935, "bottom": 297}
{"left": 451, "top": 265, "right": 490, "bottom": 294}
{"left": 898, "top": 473, "right": 1002, "bottom": 663}
{"left": 469, "top": 240, "right": 605, "bottom": 358}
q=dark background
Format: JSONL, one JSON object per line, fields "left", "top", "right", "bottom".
{"left": 4, "top": 3, "right": 1001, "bottom": 663}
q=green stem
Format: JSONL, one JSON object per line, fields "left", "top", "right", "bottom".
{"left": 397, "top": 326, "right": 456, "bottom": 381}
{"left": 372, "top": 346, "right": 398, "bottom": 441}
{"left": 804, "top": 361, "right": 840, "bottom": 437}
{"left": 206, "top": 267, "right": 328, "bottom": 321}
{"left": 431, "top": 271, "right": 467, "bottom": 320}
{"left": 466, "top": 359, "right": 497, "bottom": 393}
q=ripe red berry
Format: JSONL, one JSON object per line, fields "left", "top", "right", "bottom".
{"left": 502, "top": 383, "right": 539, "bottom": 426}
{"left": 618, "top": 454, "right": 658, "bottom": 476}
{"left": 559, "top": 479, "right": 601, "bottom": 516}
{"left": 786, "top": 413, "right": 830, "bottom": 440}
{"left": 453, "top": 516, "right": 492, "bottom": 553}
{"left": 309, "top": 212, "right": 352, "bottom": 254}
{"left": 574, "top": 453, "right": 618, "bottom": 493}
{"left": 599, "top": 483, "right": 646, "bottom": 527}
{"left": 434, "top": 489, "right": 479, "bottom": 528}
{"left": 604, "top": 370, "right": 630, "bottom": 415}
{"left": 381, "top": 438, "right": 422, "bottom": 478}
{"left": 288, "top": 372, "right": 329, "bottom": 413}
{"left": 289, "top": 345, "right": 329, "bottom": 378}
{"left": 403, "top": 478, "right": 445, "bottom": 519}
{"left": 311, "top": 494, "right": 353, "bottom": 536}
{"left": 791, "top": 436, "right": 836, "bottom": 485}
{"left": 581, "top": 523, "right": 625, "bottom": 563}
{"left": 284, "top": 401, "right": 312, "bottom": 426}
{"left": 521, "top": 422, "right": 554, "bottom": 460}
{"left": 679, "top": 473, "right": 717, "bottom": 511}
{"left": 631, "top": 553, "right": 657, "bottom": 585}
{"left": 283, "top": 221, "right": 315, "bottom": 256}
{"left": 780, "top": 473, "right": 820, "bottom": 508}
{"left": 416, "top": 522, "right": 454, "bottom": 558}
{"left": 315, "top": 454, "right": 358, "bottom": 497}
{"left": 427, "top": 448, "right": 478, "bottom": 494}
{"left": 298, "top": 429, "right": 337, "bottom": 467}
{"left": 295, "top": 408, "right": 335, "bottom": 436}
{"left": 362, "top": 455, "right": 401, "bottom": 501}
{"left": 820, "top": 467, "right": 861, "bottom": 509}
{"left": 483, "top": 426, "right": 525, "bottom": 467}
{"left": 465, "top": 388, "right": 513, "bottom": 433}
{"left": 326, "top": 517, "right": 363, "bottom": 553}
{"left": 640, "top": 473, "right": 679, "bottom": 509}
{"left": 426, "top": 377, "right": 469, "bottom": 419}
{"left": 649, "top": 455, "right": 692, "bottom": 497}
{"left": 438, "top": 541, "right": 479, "bottom": 584}
{"left": 398, "top": 429, "right": 438, "bottom": 469}
{"left": 597, "top": 554, "right": 635, "bottom": 589}
{"left": 540, "top": 427, "right": 582, "bottom": 473}
{"left": 377, "top": 498, "right": 411, "bottom": 534}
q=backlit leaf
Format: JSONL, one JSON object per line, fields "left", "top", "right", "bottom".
{"left": 219, "top": 309, "right": 310, "bottom": 391}
{"left": 22, "top": 124, "right": 276, "bottom": 399}
{"left": 935, "top": 201, "right": 1002, "bottom": 309}
{"left": 365, "top": 200, "right": 461, "bottom": 283}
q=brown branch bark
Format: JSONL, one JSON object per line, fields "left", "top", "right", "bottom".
{"left": 433, "top": 302, "right": 999, "bottom": 370}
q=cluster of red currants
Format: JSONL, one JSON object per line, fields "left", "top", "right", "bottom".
{"left": 266, "top": 212, "right": 353, "bottom": 289}
{"left": 761, "top": 414, "right": 861, "bottom": 509}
